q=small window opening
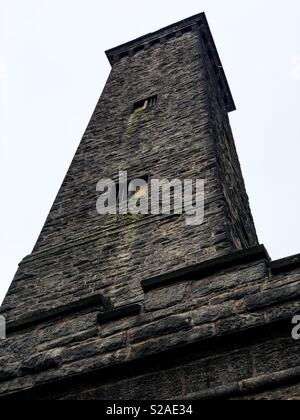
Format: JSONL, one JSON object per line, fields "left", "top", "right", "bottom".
{"left": 117, "top": 175, "right": 149, "bottom": 206}
{"left": 133, "top": 95, "right": 157, "bottom": 113}
{"left": 128, "top": 175, "right": 149, "bottom": 201}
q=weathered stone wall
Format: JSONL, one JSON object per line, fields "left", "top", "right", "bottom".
{"left": 1, "top": 248, "right": 299, "bottom": 399}
{"left": 199, "top": 27, "right": 258, "bottom": 249}
{"left": 0, "top": 13, "right": 298, "bottom": 400}
{"left": 1, "top": 15, "right": 257, "bottom": 324}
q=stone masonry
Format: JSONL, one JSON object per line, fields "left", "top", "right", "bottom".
{"left": 0, "top": 13, "right": 299, "bottom": 400}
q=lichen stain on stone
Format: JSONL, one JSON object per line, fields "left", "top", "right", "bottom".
{"left": 124, "top": 108, "right": 144, "bottom": 141}
{"left": 122, "top": 216, "right": 138, "bottom": 267}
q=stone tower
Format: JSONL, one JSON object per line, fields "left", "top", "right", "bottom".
{"left": 1, "top": 13, "right": 300, "bottom": 400}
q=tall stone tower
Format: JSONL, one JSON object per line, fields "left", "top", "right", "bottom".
{"left": 1, "top": 13, "right": 300, "bottom": 400}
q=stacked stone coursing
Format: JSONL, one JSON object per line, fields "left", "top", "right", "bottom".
{"left": 0, "top": 13, "right": 299, "bottom": 400}
{"left": 1, "top": 247, "right": 300, "bottom": 399}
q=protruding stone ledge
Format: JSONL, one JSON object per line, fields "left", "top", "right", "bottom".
{"left": 0, "top": 317, "right": 292, "bottom": 400}
{"left": 141, "top": 245, "right": 270, "bottom": 292}
{"left": 97, "top": 304, "right": 141, "bottom": 325}
{"left": 105, "top": 12, "right": 235, "bottom": 113}
{"left": 180, "top": 366, "right": 300, "bottom": 400}
{"left": 271, "top": 253, "right": 300, "bottom": 275}
{"left": 246, "top": 283, "right": 300, "bottom": 312}
{"left": 105, "top": 13, "right": 204, "bottom": 65}
{"left": 6, "top": 293, "right": 110, "bottom": 334}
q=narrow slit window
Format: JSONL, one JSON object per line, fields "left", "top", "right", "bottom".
{"left": 133, "top": 95, "right": 157, "bottom": 113}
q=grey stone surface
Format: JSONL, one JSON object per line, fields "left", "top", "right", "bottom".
{"left": 0, "top": 13, "right": 299, "bottom": 400}
{"left": 144, "top": 283, "right": 190, "bottom": 312}
{"left": 1, "top": 13, "right": 258, "bottom": 325}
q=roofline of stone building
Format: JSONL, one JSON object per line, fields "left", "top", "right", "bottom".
{"left": 0, "top": 317, "right": 297, "bottom": 400}
{"left": 1, "top": 244, "right": 300, "bottom": 398}
{"left": 2, "top": 245, "right": 300, "bottom": 332}
{"left": 105, "top": 12, "right": 236, "bottom": 113}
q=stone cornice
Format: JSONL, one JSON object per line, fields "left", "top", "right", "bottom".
{"left": 0, "top": 317, "right": 295, "bottom": 400}
{"left": 6, "top": 293, "right": 111, "bottom": 334}
{"left": 105, "top": 12, "right": 236, "bottom": 113}
{"left": 141, "top": 245, "right": 270, "bottom": 292}
{"left": 271, "top": 253, "right": 300, "bottom": 274}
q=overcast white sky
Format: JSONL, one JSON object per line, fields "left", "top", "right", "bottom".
{"left": 0, "top": 0, "right": 300, "bottom": 304}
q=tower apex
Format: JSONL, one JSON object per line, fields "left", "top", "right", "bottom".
{"left": 106, "top": 12, "right": 236, "bottom": 112}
